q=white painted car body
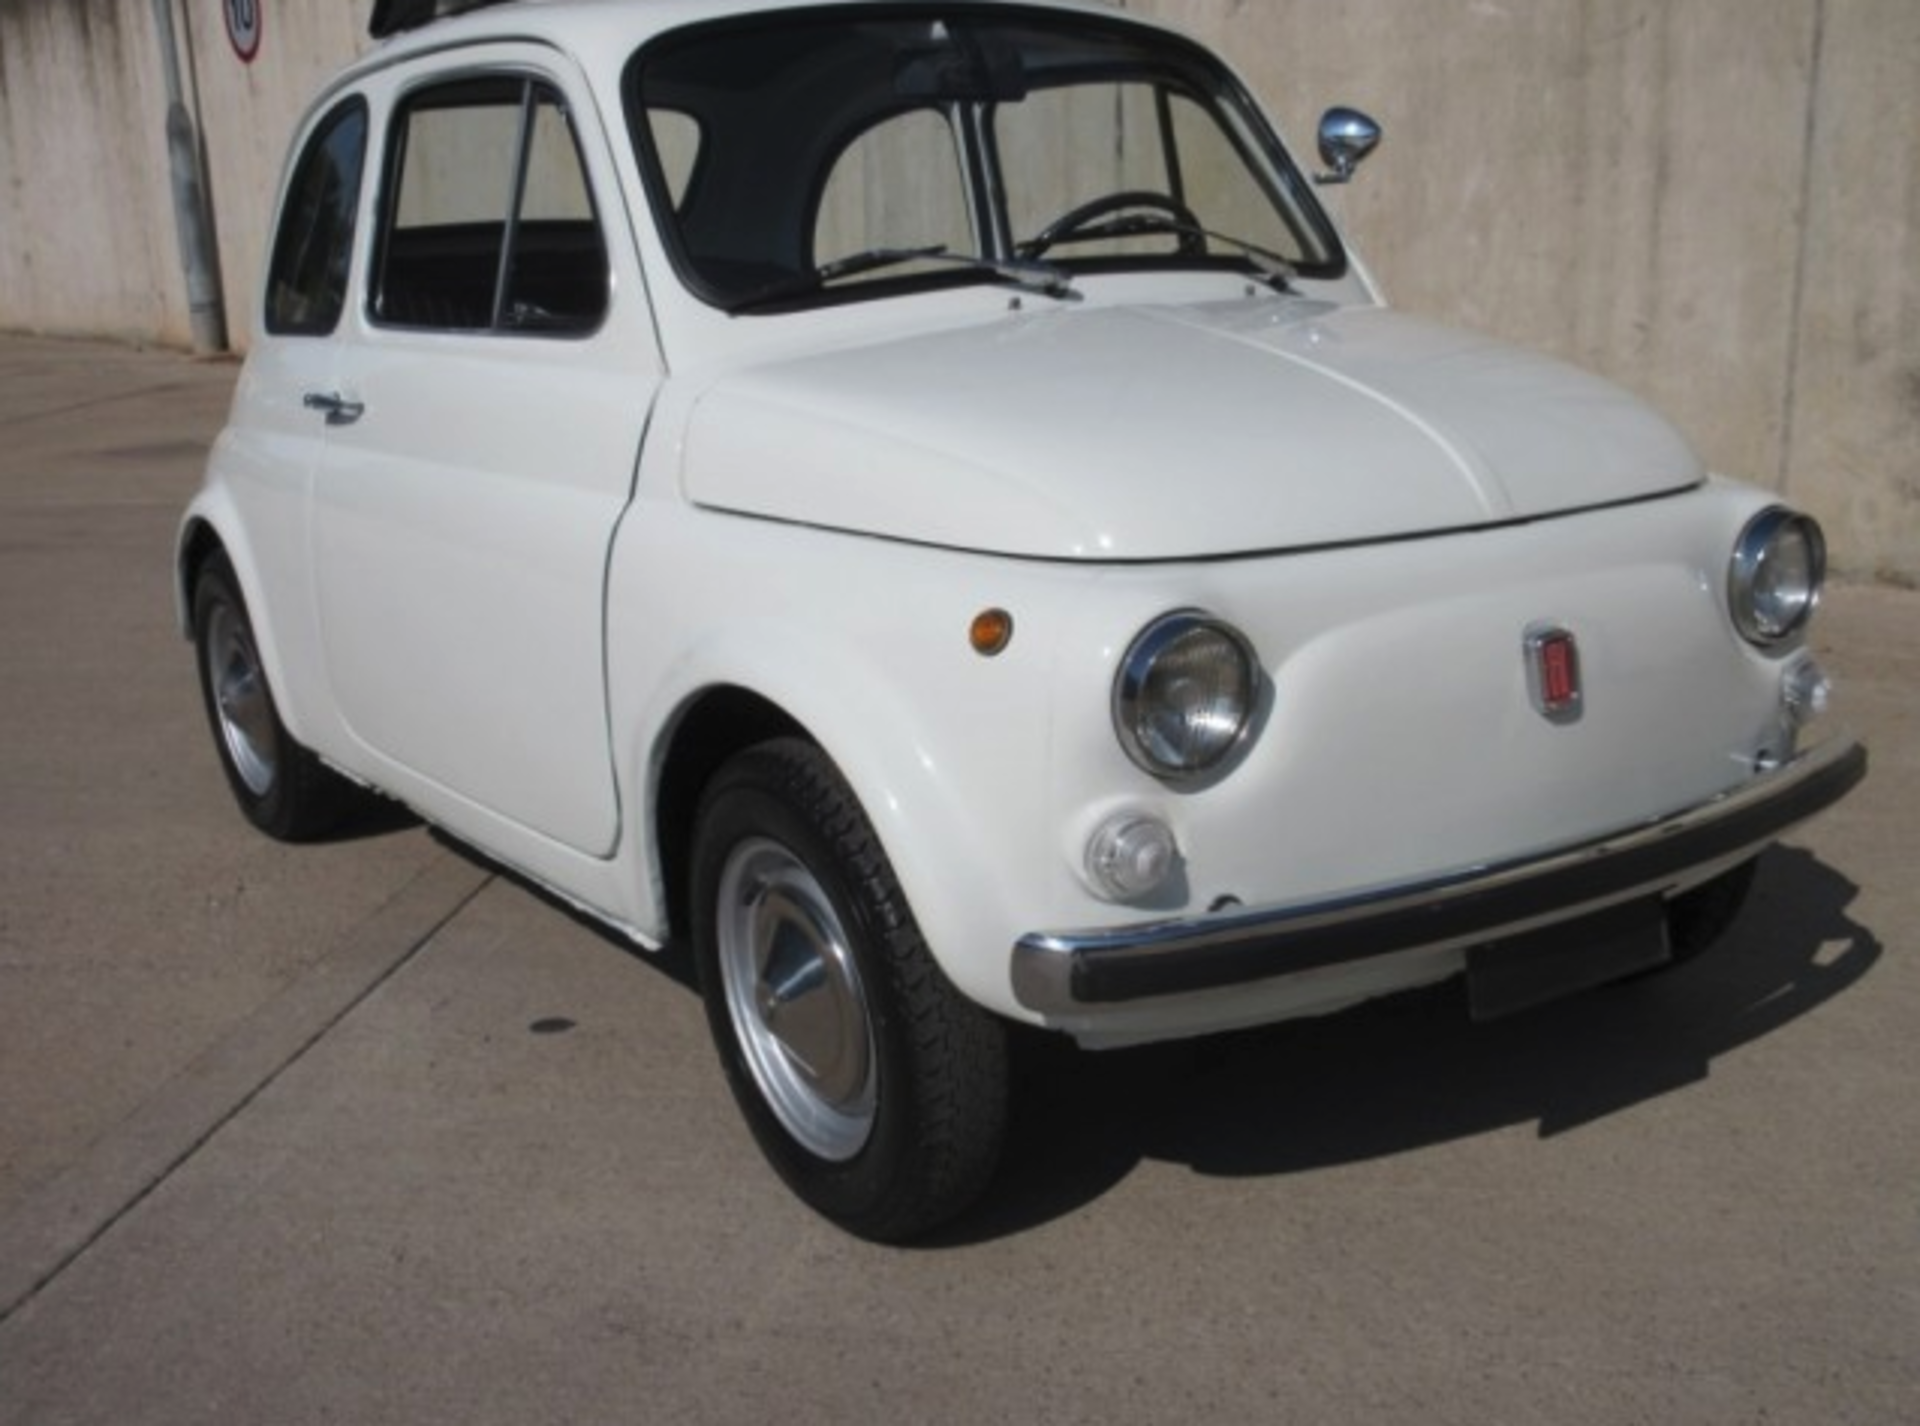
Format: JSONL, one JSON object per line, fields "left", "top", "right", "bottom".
{"left": 180, "top": 0, "right": 1863, "bottom": 1062}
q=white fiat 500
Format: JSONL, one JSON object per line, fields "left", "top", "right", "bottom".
{"left": 179, "top": 0, "right": 1866, "bottom": 1238}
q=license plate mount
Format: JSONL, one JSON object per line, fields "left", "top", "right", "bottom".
{"left": 1466, "top": 896, "right": 1671, "bottom": 1021}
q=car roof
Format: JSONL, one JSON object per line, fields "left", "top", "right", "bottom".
{"left": 313, "top": 0, "right": 1188, "bottom": 125}
{"left": 367, "top": 0, "right": 1144, "bottom": 58}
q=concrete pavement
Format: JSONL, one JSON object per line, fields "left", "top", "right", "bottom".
{"left": 0, "top": 336, "right": 1914, "bottom": 1423}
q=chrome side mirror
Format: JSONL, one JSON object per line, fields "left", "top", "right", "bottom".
{"left": 1314, "top": 107, "right": 1382, "bottom": 185}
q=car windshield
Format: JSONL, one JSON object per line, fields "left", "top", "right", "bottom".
{"left": 626, "top": 6, "right": 1343, "bottom": 312}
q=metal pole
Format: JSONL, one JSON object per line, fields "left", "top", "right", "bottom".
{"left": 149, "top": 0, "right": 228, "bottom": 354}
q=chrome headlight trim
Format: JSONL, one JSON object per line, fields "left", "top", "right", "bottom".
{"left": 1729, "top": 506, "right": 1826, "bottom": 649}
{"left": 1111, "top": 610, "right": 1261, "bottom": 782}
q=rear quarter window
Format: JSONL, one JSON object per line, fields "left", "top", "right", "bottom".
{"left": 265, "top": 98, "right": 369, "bottom": 336}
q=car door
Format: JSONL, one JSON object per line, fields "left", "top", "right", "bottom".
{"left": 308, "top": 55, "right": 659, "bottom": 856}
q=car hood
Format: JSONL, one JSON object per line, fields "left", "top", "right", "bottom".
{"left": 680, "top": 299, "right": 1702, "bottom": 560}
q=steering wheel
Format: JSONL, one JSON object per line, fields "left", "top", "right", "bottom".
{"left": 1017, "top": 190, "right": 1205, "bottom": 259}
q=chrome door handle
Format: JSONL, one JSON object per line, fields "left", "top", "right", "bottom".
{"left": 302, "top": 391, "right": 365, "bottom": 426}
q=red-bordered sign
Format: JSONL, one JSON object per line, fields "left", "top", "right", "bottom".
{"left": 224, "top": 0, "right": 262, "bottom": 63}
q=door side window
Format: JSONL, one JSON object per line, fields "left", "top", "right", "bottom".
{"left": 373, "top": 76, "right": 609, "bottom": 335}
{"left": 265, "top": 98, "right": 369, "bottom": 336}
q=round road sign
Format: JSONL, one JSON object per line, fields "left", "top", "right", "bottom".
{"left": 224, "top": 0, "right": 262, "bottom": 63}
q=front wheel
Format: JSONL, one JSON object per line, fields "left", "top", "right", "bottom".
{"left": 690, "top": 738, "right": 1008, "bottom": 1241}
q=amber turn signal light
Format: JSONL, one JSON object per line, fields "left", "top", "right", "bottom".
{"left": 969, "top": 608, "right": 1014, "bottom": 657}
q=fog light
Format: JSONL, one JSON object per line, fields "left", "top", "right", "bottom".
{"left": 1086, "top": 814, "right": 1179, "bottom": 901}
{"left": 1783, "top": 656, "right": 1832, "bottom": 727}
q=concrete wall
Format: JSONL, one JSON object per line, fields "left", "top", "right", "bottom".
{"left": 1780, "top": 0, "right": 1920, "bottom": 588}
{"left": 0, "top": 0, "right": 1914, "bottom": 581}
{"left": 0, "top": 0, "right": 366, "bottom": 348}
{"left": 182, "top": 1, "right": 371, "bottom": 349}
{"left": 0, "top": 0, "right": 181, "bottom": 344}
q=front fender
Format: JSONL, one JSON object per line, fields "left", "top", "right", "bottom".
{"left": 609, "top": 515, "right": 1070, "bottom": 1020}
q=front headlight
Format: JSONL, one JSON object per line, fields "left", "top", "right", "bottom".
{"left": 1729, "top": 507, "right": 1826, "bottom": 648}
{"left": 1112, "top": 611, "right": 1260, "bottom": 781}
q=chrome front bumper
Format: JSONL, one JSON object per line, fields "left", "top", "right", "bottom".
{"left": 1011, "top": 735, "right": 1867, "bottom": 1015}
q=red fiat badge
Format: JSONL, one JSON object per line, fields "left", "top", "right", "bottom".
{"left": 1525, "top": 625, "right": 1583, "bottom": 724}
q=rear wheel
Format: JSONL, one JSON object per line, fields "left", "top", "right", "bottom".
{"left": 690, "top": 738, "right": 1008, "bottom": 1241}
{"left": 191, "top": 552, "right": 364, "bottom": 841}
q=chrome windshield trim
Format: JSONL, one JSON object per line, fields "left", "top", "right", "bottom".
{"left": 1012, "top": 734, "right": 1867, "bottom": 1013}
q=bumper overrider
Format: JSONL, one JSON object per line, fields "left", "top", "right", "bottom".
{"left": 1012, "top": 734, "right": 1867, "bottom": 1014}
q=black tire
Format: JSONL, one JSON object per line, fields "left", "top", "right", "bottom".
{"left": 191, "top": 551, "right": 363, "bottom": 841}
{"left": 690, "top": 737, "right": 1009, "bottom": 1241}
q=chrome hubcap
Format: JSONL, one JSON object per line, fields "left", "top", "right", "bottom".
{"left": 206, "top": 601, "right": 277, "bottom": 798}
{"left": 716, "top": 838, "right": 876, "bottom": 1161}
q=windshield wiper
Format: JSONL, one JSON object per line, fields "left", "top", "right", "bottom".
{"left": 1040, "top": 215, "right": 1301, "bottom": 292}
{"left": 729, "top": 245, "right": 1078, "bottom": 312}
{"left": 817, "top": 244, "right": 950, "bottom": 282}
{"left": 936, "top": 251, "right": 1080, "bottom": 302}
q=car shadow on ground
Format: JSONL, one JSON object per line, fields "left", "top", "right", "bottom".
{"left": 423, "top": 828, "right": 1875, "bottom": 1245}
{"left": 425, "top": 828, "right": 705, "bottom": 991}
{"left": 940, "top": 845, "right": 1878, "bottom": 1245}
{"left": 322, "top": 795, "right": 424, "bottom": 841}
